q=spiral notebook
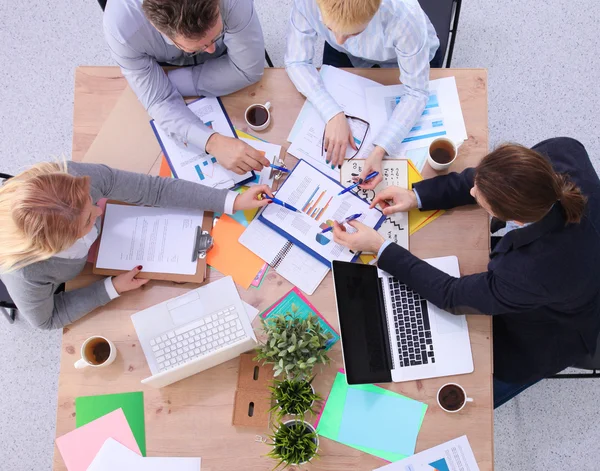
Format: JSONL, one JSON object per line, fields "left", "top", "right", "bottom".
{"left": 239, "top": 216, "right": 328, "bottom": 295}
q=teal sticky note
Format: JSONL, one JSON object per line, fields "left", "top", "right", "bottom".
{"left": 337, "top": 387, "right": 425, "bottom": 456}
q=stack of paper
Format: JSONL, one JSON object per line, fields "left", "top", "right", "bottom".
{"left": 316, "top": 371, "right": 428, "bottom": 461}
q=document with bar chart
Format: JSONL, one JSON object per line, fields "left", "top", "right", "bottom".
{"left": 150, "top": 97, "right": 255, "bottom": 189}
{"left": 258, "top": 159, "right": 385, "bottom": 266}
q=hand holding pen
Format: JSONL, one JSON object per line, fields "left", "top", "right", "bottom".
{"left": 338, "top": 171, "right": 379, "bottom": 196}
{"left": 260, "top": 193, "right": 300, "bottom": 212}
{"left": 321, "top": 213, "right": 362, "bottom": 233}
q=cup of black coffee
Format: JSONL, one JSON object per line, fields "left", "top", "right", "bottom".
{"left": 245, "top": 101, "right": 272, "bottom": 131}
{"left": 428, "top": 137, "right": 459, "bottom": 171}
{"left": 437, "top": 383, "right": 473, "bottom": 413}
{"left": 74, "top": 335, "right": 117, "bottom": 369}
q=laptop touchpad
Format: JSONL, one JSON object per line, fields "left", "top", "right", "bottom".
{"left": 168, "top": 291, "right": 205, "bottom": 325}
{"left": 435, "top": 309, "right": 464, "bottom": 335}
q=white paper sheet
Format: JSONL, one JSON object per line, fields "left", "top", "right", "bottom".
{"left": 372, "top": 435, "right": 479, "bottom": 471}
{"left": 152, "top": 97, "right": 253, "bottom": 189}
{"left": 239, "top": 137, "right": 281, "bottom": 187}
{"left": 96, "top": 204, "right": 204, "bottom": 275}
{"left": 88, "top": 438, "right": 201, "bottom": 471}
{"left": 365, "top": 77, "right": 468, "bottom": 159}
{"left": 287, "top": 66, "right": 382, "bottom": 179}
{"left": 242, "top": 301, "right": 260, "bottom": 322}
{"left": 259, "top": 159, "right": 384, "bottom": 264}
{"left": 340, "top": 159, "right": 409, "bottom": 250}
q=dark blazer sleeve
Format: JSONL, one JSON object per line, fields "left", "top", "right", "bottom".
{"left": 378, "top": 243, "right": 548, "bottom": 315}
{"left": 413, "top": 168, "right": 477, "bottom": 211}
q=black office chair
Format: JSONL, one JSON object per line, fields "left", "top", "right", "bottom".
{"left": 0, "top": 172, "right": 16, "bottom": 324}
{"left": 96, "top": 0, "right": 275, "bottom": 67}
{"left": 552, "top": 329, "right": 600, "bottom": 379}
{"left": 418, "top": 0, "right": 462, "bottom": 68}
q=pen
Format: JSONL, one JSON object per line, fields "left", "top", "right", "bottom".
{"left": 337, "top": 171, "right": 379, "bottom": 196}
{"left": 321, "top": 213, "right": 362, "bottom": 233}
{"left": 262, "top": 194, "right": 300, "bottom": 212}
{"left": 269, "top": 164, "right": 290, "bottom": 173}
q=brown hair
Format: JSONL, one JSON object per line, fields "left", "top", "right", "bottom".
{"left": 475, "top": 144, "right": 586, "bottom": 224}
{"left": 142, "top": 0, "right": 220, "bottom": 39}
{"left": 0, "top": 162, "right": 91, "bottom": 272}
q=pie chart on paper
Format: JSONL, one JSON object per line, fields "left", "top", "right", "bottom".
{"left": 429, "top": 458, "right": 450, "bottom": 471}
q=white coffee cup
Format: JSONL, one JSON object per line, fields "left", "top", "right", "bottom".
{"left": 427, "top": 137, "right": 461, "bottom": 171}
{"left": 437, "top": 383, "right": 473, "bottom": 413}
{"left": 74, "top": 335, "right": 117, "bottom": 369}
{"left": 244, "top": 102, "right": 271, "bottom": 131}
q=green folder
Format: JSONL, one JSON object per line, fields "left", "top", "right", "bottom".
{"left": 75, "top": 391, "right": 146, "bottom": 456}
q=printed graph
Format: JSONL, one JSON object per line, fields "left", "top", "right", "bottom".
{"left": 385, "top": 93, "right": 447, "bottom": 144}
{"left": 301, "top": 186, "right": 333, "bottom": 222}
{"left": 428, "top": 458, "right": 450, "bottom": 471}
{"left": 194, "top": 156, "right": 218, "bottom": 181}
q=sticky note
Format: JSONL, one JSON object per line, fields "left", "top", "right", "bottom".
{"left": 56, "top": 409, "right": 140, "bottom": 471}
{"left": 75, "top": 392, "right": 146, "bottom": 456}
{"left": 337, "top": 387, "right": 426, "bottom": 456}
{"left": 207, "top": 214, "right": 266, "bottom": 289}
{"left": 407, "top": 160, "right": 444, "bottom": 235}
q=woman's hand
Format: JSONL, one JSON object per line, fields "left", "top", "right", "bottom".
{"left": 357, "top": 146, "right": 386, "bottom": 189}
{"left": 233, "top": 185, "right": 275, "bottom": 211}
{"left": 332, "top": 220, "right": 385, "bottom": 253}
{"left": 324, "top": 113, "right": 356, "bottom": 167}
{"left": 112, "top": 266, "right": 149, "bottom": 295}
{"left": 371, "top": 186, "right": 418, "bottom": 215}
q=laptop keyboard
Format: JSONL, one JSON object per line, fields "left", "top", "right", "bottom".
{"left": 387, "top": 279, "right": 436, "bottom": 368}
{"left": 149, "top": 305, "right": 246, "bottom": 372}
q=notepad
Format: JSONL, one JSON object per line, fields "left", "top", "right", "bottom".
{"left": 56, "top": 409, "right": 140, "bottom": 471}
{"left": 75, "top": 392, "right": 146, "bottom": 456}
{"left": 88, "top": 438, "right": 201, "bottom": 471}
{"left": 407, "top": 160, "right": 445, "bottom": 235}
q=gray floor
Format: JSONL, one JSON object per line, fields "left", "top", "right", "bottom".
{"left": 1, "top": 1, "right": 599, "bottom": 470}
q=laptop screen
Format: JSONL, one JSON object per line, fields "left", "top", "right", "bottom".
{"left": 332, "top": 261, "right": 392, "bottom": 384}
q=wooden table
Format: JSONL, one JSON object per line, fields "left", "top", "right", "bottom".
{"left": 55, "top": 67, "right": 492, "bottom": 470}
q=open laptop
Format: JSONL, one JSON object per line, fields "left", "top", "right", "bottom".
{"left": 131, "top": 276, "right": 257, "bottom": 388}
{"left": 332, "top": 256, "right": 473, "bottom": 384}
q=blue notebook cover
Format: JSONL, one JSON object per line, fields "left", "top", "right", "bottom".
{"left": 149, "top": 96, "right": 256, "bottom": 188}
{"left": 258, "top": 159, "right": 385, "bottom": 266}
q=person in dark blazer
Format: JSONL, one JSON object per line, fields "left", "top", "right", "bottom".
{"left": 332, "top": 137, "right": 600, "bottom": 407}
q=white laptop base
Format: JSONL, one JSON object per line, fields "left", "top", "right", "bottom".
{"left": 131, "top": 276, "right": 257, "bottom": 388}
{"left": 382, "top": 256, "right": 474, "bottom": 382}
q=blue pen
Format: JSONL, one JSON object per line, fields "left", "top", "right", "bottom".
{"left": 262, "top": 194, "right": 300, "bottom": 212}
{"left": 337, "top": 171, "right": 379, "bottom": 196}
{"left": 321, "top": 213, "right": 362, "bottom": 233}
{"left": 269, "top": 164, "right": 290, "bottom": 173}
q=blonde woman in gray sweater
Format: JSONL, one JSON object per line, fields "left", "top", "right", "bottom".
{"left": 0, "top": 161, "right": 272, "bottom": 330}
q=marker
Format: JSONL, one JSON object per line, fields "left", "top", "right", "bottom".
{"left": 262, "top": 194, "right": 300, "bottom": 212}
{"left": 321, "top": 213, "right": 362, "bottom": 233}
{"left": 337, "top": 171, "right": 379, "bottom": 196}
{"left": 269, "top": 164, "right": 290, "bottom": 173}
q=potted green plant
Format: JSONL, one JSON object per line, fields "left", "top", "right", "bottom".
{"left": 255, "top": 311, "right": 332, "bottom": 379}
{"left": 267, "top": 419, "right": 319, "bottom": 469}
{"left": 269, "top": 377, "right": 321, "bottom": 419}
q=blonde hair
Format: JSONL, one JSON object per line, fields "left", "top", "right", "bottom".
{"left": 316, "top": 0, "right": 381, "bottom": 33}
{"left": 0, "top": 162, "right": 91, "bottom": 273}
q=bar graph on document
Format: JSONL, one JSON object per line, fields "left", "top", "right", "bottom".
{"left": 385, "top": 93, "right": 447, "bottom": 144}
{"left": 301, "top": 186, "right": 333, "bottom": 222}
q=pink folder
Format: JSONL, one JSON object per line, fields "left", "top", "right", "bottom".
{"left": 56, "top": 408, "right": 141, "bottom": 471}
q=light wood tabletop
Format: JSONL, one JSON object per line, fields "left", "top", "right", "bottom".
{"left": 55, "top": 67, "right": 492, "bottom": 470}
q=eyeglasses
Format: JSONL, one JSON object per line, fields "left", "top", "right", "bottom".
{"left": 172, "top": 24, "right": 226, "bottom": 57}
{"left": 321, "top": 114, "right": 370, "bottom": 161}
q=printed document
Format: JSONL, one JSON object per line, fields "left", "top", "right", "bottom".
{"left": 96, "top": 204, "right": 203, "bottom": 275}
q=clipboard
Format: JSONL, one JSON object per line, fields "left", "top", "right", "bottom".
{"left": 258, "top": 159, "right": 386, "bottom": 266}
{"left": 92, "top": 201, "right": 213, "bottom": 283}
{"left": 149, "top": 96, "right": 256, "bottom": 189}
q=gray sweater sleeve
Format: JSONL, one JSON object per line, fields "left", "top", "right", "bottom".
{"left": 68, "top": 161, "right": 230, "bottom": 212}
{"left": 2, "top": 270, "right": 111, "bottom": 331}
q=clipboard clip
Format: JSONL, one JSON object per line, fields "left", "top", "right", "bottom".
{"left": 269, "top": 158, "right": 289, "bottom": 182}
{"left": 192, "top": 226, "right": 214, "bottom": 262}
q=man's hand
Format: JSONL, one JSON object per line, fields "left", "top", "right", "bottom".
{"left": 324, "top": 112, "right": 356, "bottom": 167}
{"left": 112, "top": 266, "right": 149, "bottom": 295}
{"left": 332, "top": 220, "right": 385, "bottom": 253}
{"left": 206, "top": 134, "right": 270, "bottom": 175}
{"left": 233, "top": 185, "right": 274, "bottom": 211}
{"left": 357, "top": 146, "right": 386, "bottom": 189}
{"left": 371, "top": 186, "right": 418, "bottom": 215}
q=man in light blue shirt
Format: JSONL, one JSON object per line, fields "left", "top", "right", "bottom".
{"left": 285, "top": 0, "right": 440, "bottom": 186}
{"left": 104, "top": 0, "right": 270, "bottom": 175}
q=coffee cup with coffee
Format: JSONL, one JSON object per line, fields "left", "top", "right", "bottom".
{"left": 428, "top": 137, "right": 460, "bottom": 171}
{"left": 437, "top": 382, "right": 473, "bottom": 413}
{"left": 74, "top": 335, "right": 117, "bottom": 369}
{"left": 244, "top": 102, "right": 271, "bottom": 132}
